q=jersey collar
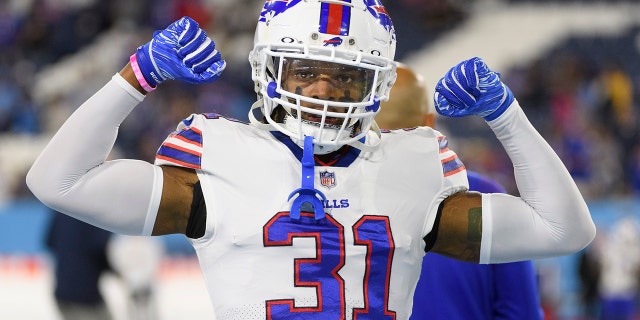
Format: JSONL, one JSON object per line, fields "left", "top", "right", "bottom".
{"left": 271, "top": 131, "right": 361, "bottom": 167}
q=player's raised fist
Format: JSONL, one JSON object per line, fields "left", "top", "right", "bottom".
{"left": 133, "top": 16, "right": 226, "bottom": 88}
{"left": 433, "top": 57, "right": 514, "bottom": 121}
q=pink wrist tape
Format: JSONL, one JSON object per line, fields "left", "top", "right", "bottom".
{"left": 129, "top": 54, "right": 156, "bottom": 92}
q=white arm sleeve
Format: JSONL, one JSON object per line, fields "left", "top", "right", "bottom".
{"left": 26, "top": 74, "right": 162, "bottom": 236}
{"left": 479, "top": 101, "right": 596, "bottom": 263}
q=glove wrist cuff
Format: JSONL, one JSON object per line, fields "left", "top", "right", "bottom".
{"left": 130, "top": 53, "right": 157, "bottom": 92}
{"left": 486, "top": 99, "right": 521, "bottom": 127}
{"left": 482, "top": 85, "right": 514, "bottom": 121}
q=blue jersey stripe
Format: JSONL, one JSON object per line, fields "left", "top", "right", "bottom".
{"left": 156, "top": 144, "right": 202, "bottom": 168}
{"left": 178, "top": 128, "right": 203, "bottom": 146}
{"left": 442, "top": 155, "right": 465, "bottom": 177}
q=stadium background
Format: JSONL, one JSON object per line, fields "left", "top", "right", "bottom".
{"left": 1, "top": 0, "right": 640, "bottom": 319}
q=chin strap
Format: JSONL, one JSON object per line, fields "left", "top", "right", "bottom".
{"left": 248, "top": 100, "right": 273, "bottom": 130}
{"left": 348, "top": 121, "right": 382, "bottom": 153}
{"left": 287, "top": 136, "right": 327, "bottom": 220}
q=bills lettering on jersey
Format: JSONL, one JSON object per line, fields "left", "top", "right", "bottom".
{"left": 324, "top": 199, "right": 349, "bottom": 209}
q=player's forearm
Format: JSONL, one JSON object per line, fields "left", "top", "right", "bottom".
{"left": 26, "top": 73, "right": 161, "bottom": 235}
{"left": 480, "top": 101, "right": 595, "bottom": 263}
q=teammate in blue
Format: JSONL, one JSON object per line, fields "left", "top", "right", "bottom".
{"left": 377, "top": 64, "right": 543, "bottom": 319}
{"left": 26, "top": 1, "right": 594, "bottom": 319}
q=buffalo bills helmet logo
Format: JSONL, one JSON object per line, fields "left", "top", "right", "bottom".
{"left": 323, "top": 37, "right": 343, "bottom": 47}
{"left": 363, "top": 0, "right": 394, "bottom": 34}
{"left": 259, "top": 0, "right": 303, "bottom": 22}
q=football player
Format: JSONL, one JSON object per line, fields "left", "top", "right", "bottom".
{"left": 27, "top": 1, "right": 594, "bottom": 318}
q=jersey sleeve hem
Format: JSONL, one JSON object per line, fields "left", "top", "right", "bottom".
{"left": 142, "top": 165, "right": 163, "bottom": 236}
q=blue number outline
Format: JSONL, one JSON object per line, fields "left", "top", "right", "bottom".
{"left": 263, "top": 212, "right": 397, "bottom": 319}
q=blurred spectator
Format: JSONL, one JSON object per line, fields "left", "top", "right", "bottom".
{"left": 599, "top": 60, "right": 634, "bottom": 131}
{"left": 597, "top": 218, "right": 640, "bottom": 320}
{"left": 46, "top": 210, "right": 114, "bottom": 320}
{"left": 107, "top": 235, "right": 164, "bottom": 320}
{"left": 578, "top": 236, "right": 603, "bottom": 319}
{"left": 598, "top": 60, "right": 639, "bottom": 194}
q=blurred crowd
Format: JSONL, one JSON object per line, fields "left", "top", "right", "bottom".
{"left": 0, "top": 0, "right": 640, "bottom": 199}
{"left": 511, "top": 45, "right": 640, "bottom": 199}
{"left": 0, "top": 0, "right": 639, "bottom": 203}
{"left": 0, "top": 0, "right": 261, "bottom": 200}
{"left": 440, "top": 27, "right": 640, "bottom": 200}
{"left": 0, "top": 0, "right": 465, "bottom": 201}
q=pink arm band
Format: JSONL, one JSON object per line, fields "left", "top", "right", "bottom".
{"left": 130, "top": 54, "right": 156, "bottom": 92}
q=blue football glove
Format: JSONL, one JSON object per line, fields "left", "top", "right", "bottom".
{"left": 434, "top": 57, "right": 514, "bottom": 121}
{"left": 135, "top": 16, "right": 226, "bottom": 86}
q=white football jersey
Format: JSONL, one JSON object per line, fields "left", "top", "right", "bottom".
{"left": 155, "top": 114, "right": 468, "bottom": 319}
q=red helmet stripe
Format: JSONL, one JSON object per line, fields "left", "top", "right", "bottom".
{"left": 319, "top": 0, "right": 351, "bottom": 36}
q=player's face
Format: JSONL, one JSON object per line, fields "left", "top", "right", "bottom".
{"left": 281, "top": 58, "right": 373, "bottom": 125}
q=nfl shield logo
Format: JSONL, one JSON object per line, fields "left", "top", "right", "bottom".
{"left": 320, "top": 170, "right": 336, "bottom": 189}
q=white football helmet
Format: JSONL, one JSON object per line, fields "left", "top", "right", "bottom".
{"left": 248, "top": 0, "right": 397, "bottom": 154}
